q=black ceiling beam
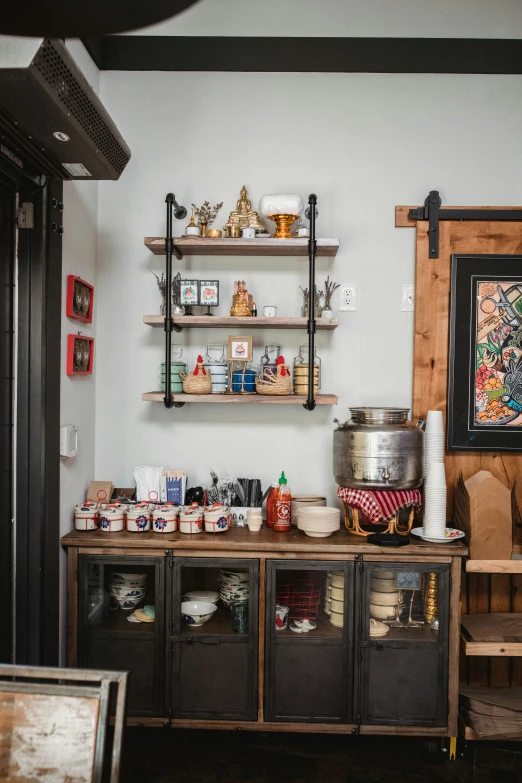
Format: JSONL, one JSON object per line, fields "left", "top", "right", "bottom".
{"left": 82, "top": 36, "right": 522, "bottom": 74}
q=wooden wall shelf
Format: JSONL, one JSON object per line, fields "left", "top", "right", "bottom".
{"left": 144, "top": 236, "right": 340, "bottom": 257}
{"left": 461, "top": 613, "right": 522, "bottom": 657}
{"left": 144, "top": 315, "right": 338, "bottom": 330}
{"left": 466, "top": 560, "right": 522, "bottom": 573}
{"left": 142, "top": 392, "right": 338, "bottom": 405}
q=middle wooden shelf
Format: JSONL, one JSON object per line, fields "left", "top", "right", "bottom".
{"left": 144, "top": 315, "right": 338, "bottom": 330}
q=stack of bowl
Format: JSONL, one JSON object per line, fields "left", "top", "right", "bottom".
{"left": 109, "top": 571, "right": 147, "bottom": 610}
{"left": 297, "top": 507, "right": 340, "bottom": 538}
{"left": 325, "top": 570, "right": 344, "bottom": 627}
{"left": 370, "top": 570, "right": 401, "bottom": 622}
{"left": 291, "top": 495, "right": 326, "bottom": 525}
{"left": 219, "top": 569, "right": 249, "bottom": 608}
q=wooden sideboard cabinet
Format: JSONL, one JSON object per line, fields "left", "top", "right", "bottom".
{"left": 63, "top": 528, "right": 466, "bottom": 737}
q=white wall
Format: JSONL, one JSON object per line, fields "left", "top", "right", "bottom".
{"left": 94, "top": 69, "right": 522, "bottom": 502}
{"left": 59, "top": 42, "right": 99, "bottom": 661}
{"left": 132, "top": 0, "right": 522, "bottom": 38}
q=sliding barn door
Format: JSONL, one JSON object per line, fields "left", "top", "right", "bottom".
{"left": 398, "top": 209, "right": 522, "bottom": 689}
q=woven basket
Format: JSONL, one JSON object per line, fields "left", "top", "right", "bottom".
{"left": 180, "top": 368, "right": 212, "bottom": 394}
{"left": 255, "top": 365, "right": 293, "bottom": 396}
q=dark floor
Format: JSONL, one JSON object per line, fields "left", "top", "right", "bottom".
{"left": 120, "top": 728, "right": 522, "bottom": 783}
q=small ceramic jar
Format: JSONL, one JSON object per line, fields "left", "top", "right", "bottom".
{"left": 179, "top": 507, "right": 203, "bottom": 534}
{"left": 152, "top": 505, "right": 179, "bottom": 533}
{"left": 98, "top": 508, "right": 125, "bottom": 532}
{"left": 204, "top": 506, "right": 231, "bottom": 534}
{"left": 126, "top": 508, "right": 151, "bottom": 533}
{"left": 74, "top": 509, "right": 98, "bottom": 531}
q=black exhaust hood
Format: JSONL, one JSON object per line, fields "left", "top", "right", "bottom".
{"left": 0, "top": 37, "right": 131, "bottom": 180}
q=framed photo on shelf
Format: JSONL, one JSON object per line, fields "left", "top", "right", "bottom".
{"left": 199, "top": 280, "right": 219, "bottom": 307}
{"left": 448, "top": 253, "right": 522, "bottom": 450}
{"left": 67, "top": 334, "right": 95, "bottom": 376}
{"left": 179, "top": 280, "right": 199, "bottom": 306}
{"left": 228, "top": 335, "right": 253, "bottom": 362}
{"left": 66, "top": 275, "right": 94, "bottom": 323}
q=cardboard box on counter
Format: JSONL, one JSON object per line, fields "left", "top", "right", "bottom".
{"left": 455, "top": 470, "right": 513, "bottom": 560}
{"left": 86, "top": 481, "right": 113, "bottom": 504}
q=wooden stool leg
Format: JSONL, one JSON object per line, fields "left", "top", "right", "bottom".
{"left": 350, "top": 507, "right": 371, "bottom": 536}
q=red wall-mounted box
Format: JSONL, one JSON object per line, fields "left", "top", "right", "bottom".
{"left": 66, "top": 275, "right": 94, "bottom": 323}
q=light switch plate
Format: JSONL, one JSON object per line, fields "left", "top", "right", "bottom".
{"left": 401, "top": 284, "right": 414, "bottom": 311}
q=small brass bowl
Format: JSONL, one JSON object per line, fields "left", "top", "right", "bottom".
{"left": 207, "top": 228, "right": 222, "bottom": 238}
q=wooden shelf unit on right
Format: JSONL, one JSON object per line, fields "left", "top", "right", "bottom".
{"left": 460, "top": 556, "right": 522, "bottom": 741}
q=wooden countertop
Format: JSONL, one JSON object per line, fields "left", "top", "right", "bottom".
{"left": 61, "top": 526, "right": 467, "bottom": 557}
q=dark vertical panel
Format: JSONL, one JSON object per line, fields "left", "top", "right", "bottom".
{"left": 15, "top": 178, "right": 62, "bottom": 665}
{"left": 0, "top": 180, "right": 15, "bottom": 662}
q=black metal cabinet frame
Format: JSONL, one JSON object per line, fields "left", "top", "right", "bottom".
{"left": 265, "top": 559, "right": 355, "bottom": 724}
{"left": 78, "top": 554, "right": 166, "bottom": 717}
{"left": 170, "top": 556, "right": 259, "bottom": 721}
{"left": 355, "top": 560, "right": 450, "bottom": 728}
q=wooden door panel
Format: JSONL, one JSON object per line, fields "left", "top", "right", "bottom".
{"left": 409, "top": 215, "right": 522, "bottom": 689}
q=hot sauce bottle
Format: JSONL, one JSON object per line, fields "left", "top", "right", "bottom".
{"left": 273, "top": 471, "right": 292, "bottom": 532}
{"left": 266, "top": 481, "right": 279, "bottom": 528}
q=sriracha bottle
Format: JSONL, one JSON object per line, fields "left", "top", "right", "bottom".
{"left": 273, "top": 472, "right": 292, "bottom": 532}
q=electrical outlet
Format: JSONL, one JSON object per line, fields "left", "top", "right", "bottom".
{"left": 401, "top": 284, "right": 414, "bottom": 311}
{"left": 339, "top": 283, "right": 357, "bottom": 311}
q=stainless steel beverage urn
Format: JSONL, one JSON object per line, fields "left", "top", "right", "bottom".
{"left": 333, "top": 407, "right": 424, "bottom": 490}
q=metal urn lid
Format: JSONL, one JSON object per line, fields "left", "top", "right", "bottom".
{"left": 349, "top": 407, "right": 410, "bottom": 425}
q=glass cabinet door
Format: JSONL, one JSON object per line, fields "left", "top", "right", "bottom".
{"left": 265, "top": 560, "right": 354, "bottom": 724}
{"left": 357, "top": 561, "right": 450, "bottom": 727}
{"left": 78, "top": 555, "right": 165, "bottom": 717}
{"left": 171, "top": 558, "right": 258, "bottom": 721}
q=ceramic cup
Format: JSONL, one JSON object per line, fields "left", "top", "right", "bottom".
{"left": 241, "top": 226, "right": 256, "bottom": 238}
{"left": 152, "top": 507, "right": 178, "bottom": 533}
{"left": 263, "top": 306, "right": 277, "bottom": 317}
{"left": 74, "top": 510, "right": 98, "bottom": 531}
{"left": 185, "top": 225, "right": 200, "bottom": 236}
{"left": 98, "top": 508, "right": 125, "bottom": 532}
{"left": 275, "top": 605, "right": 289, "bottom": 630}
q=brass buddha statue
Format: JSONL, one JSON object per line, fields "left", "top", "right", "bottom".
{"left": 224, "top": 186, "right": 265, "bottom": 234}
{"left": 230, "top": 279, "right": 253, "bottom": 317}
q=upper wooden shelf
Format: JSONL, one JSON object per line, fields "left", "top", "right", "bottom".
{"left": 466, "top": 559, "right": 522, "bottom": 573}
{"left": 143, "top": 315, "right": 338, "bottom": 330}
{"left": 142, "top": 392, "right": 338, "bottom": 405}
{"left": 144, "top": 236, "right": 340, "bottom": 257}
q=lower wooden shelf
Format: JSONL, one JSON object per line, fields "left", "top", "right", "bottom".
{"left": 466, "top": 559, "right": 522, "bottom": 573}
{"left": 143, "top": 392, "right": 338, "bottom": 405}
{"left": 461, "top": 613, "right": 522, "bottom": 657}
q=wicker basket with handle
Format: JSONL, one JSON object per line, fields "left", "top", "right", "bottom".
{"left": 180, "top": 355, "right": 212, "bottom": 394}
{"left": 255, "top": 364, "right": 293, "bottom": 396}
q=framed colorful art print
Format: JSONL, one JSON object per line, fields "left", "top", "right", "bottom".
{"left": 66, "top": 275, "right": 94, "bottom": 323}
{"left": 67, "top": 335, "right": 95, "bottom": 376}
{"left": 179, "top": 280, "right": 199, "bottom": 306}
{"left": 448, "top": 253, "right": 522, "bottom": 450}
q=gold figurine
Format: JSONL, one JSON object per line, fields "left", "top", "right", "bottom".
{"left": 230, "top": 279, "right": 253, "bottom": 317}
{"left": 223, "top": 186, "right": 264, "bottom": 234}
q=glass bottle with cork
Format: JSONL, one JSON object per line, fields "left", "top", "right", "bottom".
{"left": 273, "top": 471, "right": 292, "bottom": 532}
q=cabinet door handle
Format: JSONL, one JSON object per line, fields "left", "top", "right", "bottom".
{"left": 198, "top": 637, "right": 221, "bottom": 645}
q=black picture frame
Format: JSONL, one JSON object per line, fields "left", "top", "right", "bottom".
{"left": 199, "top": 280, "right": 219, "bottom": 307}
{"left": 448, "top": 253, "right": 522, "bottom": 451}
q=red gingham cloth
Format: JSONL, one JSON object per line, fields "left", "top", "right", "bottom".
{"left": 337, "top": 487, "right": 422, "bottom": 524}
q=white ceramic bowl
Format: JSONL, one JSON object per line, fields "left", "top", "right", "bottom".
{"left": 220, "top": 571, "right": 249, "bottom": 583}
{"left": 325, "top": 597, "right": 343, "bottom": 614}
{"left": 328, "top": 574, "right": 344, "bottom": 589}
{"left": 291, "top": 495, "right": 326, "bottom": 524}
{"left": 109, "top": 585, "right": 146, "bottom": 598}
{"left": 110, "top": 572, "right": 147, "bottom": 587}
{"left": 327, "top": 585, "right": 344, "bottom": 600}
{"left": 247, "top": 521, "right": 262, "bottom": 532}
{"left": 370, "top": 603, "right": 397, "bottom": 620}
{"left": 297, "top": 507, "right": 341, "bottom": 525}
{"left": 370, "top": 578, "right": 396, "bottom": 592}
{"left": 329, "top": 610, "right": 344, "bottom": 628}
{"left": 181, "top": 600, "right": 218, "bottom": 626}
{"left": 370, "top": 590, "right": 400, "bottom": 606}
{"left": 372, "top": 571, "right": 395, "bottom": 580}
{"left": 183, "top": 591, "right": 219, "bottom": 604}
{"left": 112, "top": 594, "right": 144, "bottom": 610}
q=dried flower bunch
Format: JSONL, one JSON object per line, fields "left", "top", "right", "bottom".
{"left": 152, "top": 271, "right": 167, "bottom": 299}
{"left": 191, "top": 201, "right": 224, "bottom": 227}
{"left": 323, "top": 275, "right": 340, "bottom": 308}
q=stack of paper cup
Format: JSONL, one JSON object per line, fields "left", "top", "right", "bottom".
{"left": 424, "top": 410, "right": 445, "bottom": 478}
{"left": 423, "top": 462, "right": 447, "bottom": 538}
